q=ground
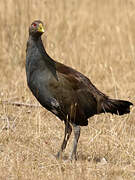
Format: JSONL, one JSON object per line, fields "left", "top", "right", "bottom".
{"left": 0, "top": 0, "right": 135, "bottom": 179}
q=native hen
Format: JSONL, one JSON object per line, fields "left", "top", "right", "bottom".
{"left": 26, "top": 20, "right": 133, "bottom": 160}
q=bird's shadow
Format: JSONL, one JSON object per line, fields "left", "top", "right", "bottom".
{"left": 54, "top": 153, "right": 104, "bottom": 163}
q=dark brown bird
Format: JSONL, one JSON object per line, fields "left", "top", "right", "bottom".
{"left": 26, "top": 20, "right": 133, "bottom": 160}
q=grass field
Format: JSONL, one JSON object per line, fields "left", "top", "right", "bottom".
{"left": 0, "top": 0, "right": 135, "bottom": 179}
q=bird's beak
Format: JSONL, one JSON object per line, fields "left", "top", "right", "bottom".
{"left": 38, "top": 23, "right": 45, "bottom": 33}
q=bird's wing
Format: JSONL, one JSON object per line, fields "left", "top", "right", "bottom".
{"left": 47, "top": 61, "right": 108, "bottom": 120}
{"left": 55, "top": 61, "right": 107, "bottom": 98}
{"left": 54, "top": 62, "right": 98, "bottom": 117}
{"left": 56, "top": 61, "right": 90, "bottom": 88}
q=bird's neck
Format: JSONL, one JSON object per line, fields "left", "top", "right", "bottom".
{"left": 27, "top": 36, "right": 58, "bottom": 80}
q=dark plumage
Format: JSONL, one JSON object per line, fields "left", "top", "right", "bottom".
{"left": 26, "top": 20, "right": 133, "bottom": 160}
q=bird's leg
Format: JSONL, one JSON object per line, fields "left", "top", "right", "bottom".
{"left": 56, "top": 121, "right": 72, "bottom": 159}
{"left": 69, "top": 124, "right": 80, "bottom": 160}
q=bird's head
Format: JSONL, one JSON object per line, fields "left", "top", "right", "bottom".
{"left": 29, "top": 20, "right": 45, "bottom": 38}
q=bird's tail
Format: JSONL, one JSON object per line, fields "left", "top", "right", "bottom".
{"left": 101, "top": 98, "right": 133, "bottom": 115}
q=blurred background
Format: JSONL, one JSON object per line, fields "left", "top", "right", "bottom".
{"left": 0, "top": 0, "right": 135, "bottom": 179}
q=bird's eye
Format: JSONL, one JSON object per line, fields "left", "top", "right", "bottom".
{"left": 32, "top": 23, "right": 37, "bottom": 27}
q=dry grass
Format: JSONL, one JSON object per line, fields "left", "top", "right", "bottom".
{"left": 0, "top": 0, "right": 135, "bottom": 179}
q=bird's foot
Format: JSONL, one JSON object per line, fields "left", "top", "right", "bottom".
{"left": 69, "top": 152, "right": 77, "bottom": 161}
